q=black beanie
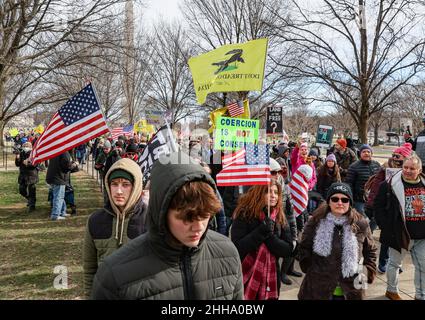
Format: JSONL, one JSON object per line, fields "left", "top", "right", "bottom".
{"left": 326, "top": 182, "right": 353, "bottom": 204}
{"left": 126, "top": 143, "right": 138, "bottom": 153}
{"left": 108, "top": 169, "right": 134, "bottom": 185}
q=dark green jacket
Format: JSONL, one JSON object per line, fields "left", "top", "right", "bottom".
{"left": 91, "top": 152, "right": 243, "bottom": 300}
{"left": 83, "top": 158, "right": 147, "bottom": 298}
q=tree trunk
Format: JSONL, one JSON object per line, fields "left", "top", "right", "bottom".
{"left": 0, "top": 119, "right": 5, "bottom": 147}
{"left": 373, "top": 122, "right": 379, "bottom": 146}
{"left": 358, "top": 114, "right": 369, "bottom": 144}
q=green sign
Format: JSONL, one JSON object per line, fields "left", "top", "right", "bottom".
{"left": 316, "top": 124, "right": 334, "bottom": 148}
{"left": 214, "top": 116, "right": 259, "bottom": 150}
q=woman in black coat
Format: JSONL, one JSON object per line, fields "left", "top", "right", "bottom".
{"left": 231, "top": 179, "right": 295, "bottom": 300}
{"left": 316, "top": 153, "right": 341, "bottom": 199}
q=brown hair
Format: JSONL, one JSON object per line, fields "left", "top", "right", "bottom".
{"left": 233, "top": 179, "right": 286, "bottom": 226}
{"left": 168, "top": 181, "right": 221, "bottom": 222}
{"left": 311, "top": 202, "right": 361, "bottom": 232}
{"left": 318, "top": 161, "right": 341, "bottom": 181}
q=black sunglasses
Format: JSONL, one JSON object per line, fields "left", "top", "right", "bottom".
{"left": 392, "top": 153, "right": 402, "bottom": 159}
{"left": 330, "top": 196, "right": 350, "bottom": 204}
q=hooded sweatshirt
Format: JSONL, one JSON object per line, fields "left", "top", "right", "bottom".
{"left": 90, "top": 151, "right": 243, "bottom": 300}
{"left": 83, "top": 158, "right": 147, "bottom": 298}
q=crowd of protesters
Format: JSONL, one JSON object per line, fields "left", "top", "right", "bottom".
{"left": 6, "top": 117, "right": 425, "bottom": 301}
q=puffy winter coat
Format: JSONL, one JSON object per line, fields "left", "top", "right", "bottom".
{"left": 90, "top": 152, "right": 243, "bottom": 300}
{"left": 345, "top": 160, "right": 381, "bottom": 202}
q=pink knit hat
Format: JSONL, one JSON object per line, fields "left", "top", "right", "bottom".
{"left": 393, "top": 143, "right": 412, "bottom": 158}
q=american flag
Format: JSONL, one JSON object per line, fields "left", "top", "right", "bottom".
{"left": 227, "top": 100, "right": 244, "bottom": 117}
{"left": 111, "top": 125, "right": 134, "bottom": 140}
{"left": 216, "top": 144, "right": 271, "bottom": 186}
{"left": 289, "top": 165, "right": 313, "bottom": 216}
{"left": 30, "top": 83, "right": 109, "bottom": 165}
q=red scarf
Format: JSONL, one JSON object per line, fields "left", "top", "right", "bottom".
{"left": 241, "top": 208, "right": 278, "bottom": 300}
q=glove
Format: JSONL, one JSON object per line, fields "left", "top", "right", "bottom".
{"left": 263, "top": 217, "right": 275, "bottom": 236}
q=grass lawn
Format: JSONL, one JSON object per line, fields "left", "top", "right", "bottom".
{"left": 0, "top": 170, "right": 103, "bottom": 299}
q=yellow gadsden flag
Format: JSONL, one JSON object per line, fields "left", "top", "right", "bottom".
{"left": 208, "top": 99, "right": 250, "bottom": 134}
{"left": 189, "top": 38, "right": 268, "bottom": 105}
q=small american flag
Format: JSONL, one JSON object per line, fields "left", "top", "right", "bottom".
{"left": 30, "top": 83, "right": 109, "bottom": 165}
{"left": 111, "top": 125, "right": 134, "bottom": 140}
{"left": 227, "top": 100, "right": 244, "bottom": 117}
{"left": 216, "top": 144, "right": 271, "bottom": 186}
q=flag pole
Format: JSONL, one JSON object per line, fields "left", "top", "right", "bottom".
{"left": 268, "top": 172, "right": 271, "bottom": 218}
{"left": 164, "top": 116, "right": 178, "bottom": 152}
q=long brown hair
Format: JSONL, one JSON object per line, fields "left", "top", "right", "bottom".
{"left": 310, "top": 202, "right": 361, "bottom": 232}
{"left": 318, "top": 161, "right": 341, "bottom": 181}
{"left": 233, "top": 179, "right": 286, "bottom": 226}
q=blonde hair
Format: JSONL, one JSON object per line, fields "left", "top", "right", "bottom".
{"left": 404, "top": 153, "right": 422, "bottom": 169}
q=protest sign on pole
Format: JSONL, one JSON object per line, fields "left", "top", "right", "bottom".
{"left": 145, "top": 110, "right": 164, "bottom": 127}
{"left": 266, "top": 106, "right": 283, "bottom": 135}
{"left": 315, "top": 125, "right": 334, "bottom": 148}
{"left": 214, "top": 116, "right": 259, "bottom": 151}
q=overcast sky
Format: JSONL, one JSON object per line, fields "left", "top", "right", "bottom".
{"left": 143, "top": 0, "right": 183, "bottom": 25}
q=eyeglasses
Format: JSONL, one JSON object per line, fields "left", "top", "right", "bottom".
{"left": 330, "top": 196, "right": 350, "bottom": 204}
{"left": 392, "top": 153, "right": 402, "bottom": 159}
{"left": 271, "top": 171, "right": 281, "bottom": 176}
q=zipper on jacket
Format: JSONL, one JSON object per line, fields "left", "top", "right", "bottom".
{"left": 180, "top": 247, "right": 195, "bottom": 300}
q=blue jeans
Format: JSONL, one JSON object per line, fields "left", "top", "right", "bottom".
{"left": 51, "top": 184, "right": 66, "bottom": 219}
{"left": 387, "top": 240, "right": 425, "bottom": 300}
{"left": 379, "top": 243, "right": 389, "bottom": 269}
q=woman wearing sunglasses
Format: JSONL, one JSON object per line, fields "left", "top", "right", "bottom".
{"left": 297, "top": 182, "right": 377, "bottom": 300}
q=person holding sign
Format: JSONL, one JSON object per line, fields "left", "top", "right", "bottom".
{"left": 231, "top": 179, "right": 296, "bottom": 300}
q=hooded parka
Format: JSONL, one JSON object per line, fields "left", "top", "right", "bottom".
{"left": 83, "top": 158, "right": 147, "bottom": 298}
{"left": 90, "top": 152, "right": 243, "bottom": 300}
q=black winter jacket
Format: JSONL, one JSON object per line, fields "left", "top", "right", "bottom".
{"left": 231, "top": 210, "right": 294, "bottom": 292}
{"left": 346, "top": 160, "right": 381, "bottom": 202}
{"left": 46, "top": 152, "right": 75, "bottom": 185}
{"left": 15, "top": 150, "right": 39, "bottom": 185}
{"left": 373, "top": 171, "right": 423, "bottom": 252}
{"left": 91, "top": 152, "right": 243, "bottom": 300}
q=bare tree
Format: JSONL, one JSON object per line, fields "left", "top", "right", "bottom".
{"left": 181, "top": 0, "right": 305, "bottom": 117}
{"left": 141, "top": 22, "right": 198, "bottom": 123}
{"left": 0, "top": 0, "right": 125, "bottom": 146}
{"left": 269, "top": 0, "right": 425, "bottom": 143}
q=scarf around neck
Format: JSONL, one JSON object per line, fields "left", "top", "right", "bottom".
{"left": 242, "top": 208, "right": 278, "bottom": 300}
{"left": 313, "top": 212, "right": 359, "bottom": 278}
